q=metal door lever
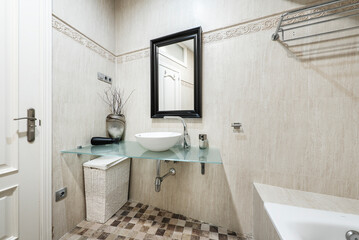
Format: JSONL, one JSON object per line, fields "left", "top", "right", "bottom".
{"left": 13, "top": 117, "right": 37, "bottom": 121}
{"left": 13, "top": 108, "right": 37, "bottom": 142}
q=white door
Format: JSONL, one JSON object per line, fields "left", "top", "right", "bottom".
{"left": 0, "top": 0, "right": 48, "bottom": 239}
{"left": 158, "top": 64, "right": 181, "bottom": 110}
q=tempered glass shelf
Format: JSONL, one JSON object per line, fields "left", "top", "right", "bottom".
{"left": 61, "top": 141, "right": 222, "bottom": 164}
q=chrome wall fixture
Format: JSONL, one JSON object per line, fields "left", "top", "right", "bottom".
{"left": 272, "top": 0, "right": 359, "bottom": 42}
{"left": 231, "top": 122, "right": 242, "bottom": 130}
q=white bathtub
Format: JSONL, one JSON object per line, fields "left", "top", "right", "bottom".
{"left": 264, "top": 202, "right": 359, "bottom": 240}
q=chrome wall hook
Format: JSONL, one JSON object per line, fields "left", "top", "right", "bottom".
{"left": 231, "top": 122, "right": 242, "bottom": 130}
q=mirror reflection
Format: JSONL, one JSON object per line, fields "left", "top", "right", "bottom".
{"left": 158, "top": 39, "right": 194, "bottom": 111}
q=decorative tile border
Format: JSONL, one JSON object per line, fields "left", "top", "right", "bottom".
{"left": 203, "top": 16, "right": 279, "bottom": 44}
{"left": 117, "top": 49, "right": 150, "bottom": 64}
{"left": 52, "top": 15, "right": 116, "bottom": 62}
{"left": 52, "top": 13, "right": 280, "bottom": 64}
{"left": 117, "top": 15, "right": 281, "bottom": 64}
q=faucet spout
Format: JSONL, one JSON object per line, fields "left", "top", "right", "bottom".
{"left": 163, "top": 116, "right": 191, "bottom": 149}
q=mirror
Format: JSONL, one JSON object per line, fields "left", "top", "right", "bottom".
{"left": 151, "top": 27, "right": 202, "bottom": 118}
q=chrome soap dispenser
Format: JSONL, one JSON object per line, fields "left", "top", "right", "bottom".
{"left": 199, "top": 134, "right": 208, "bottom": 149}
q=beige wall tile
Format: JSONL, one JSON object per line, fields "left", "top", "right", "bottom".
{"left": 53, "top": 0, "right": 116, "bottom": 52}
{"left": 115, "top": 1, "right": 359, "bottom": 237}
{"left": 52, "top": 26, "right": 115, "bottom": 240}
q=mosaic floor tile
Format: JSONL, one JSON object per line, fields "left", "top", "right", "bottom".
{"left": 60, "top": 201, "right": 246, "bottom": 240}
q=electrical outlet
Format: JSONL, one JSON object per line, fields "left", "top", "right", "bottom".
{"left": 55, "top": 187, "right": 67, "bottom": 202}
{"left": 97, "top": 72, "right": 112, "bottom": 84}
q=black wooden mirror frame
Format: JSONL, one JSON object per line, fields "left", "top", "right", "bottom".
{"left": 150, "top": 27, "right": 202, "bottom": 118}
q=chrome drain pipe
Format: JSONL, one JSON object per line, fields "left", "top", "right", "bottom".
{"left": 155, "top": 160, "right": 176, "bottom": 192}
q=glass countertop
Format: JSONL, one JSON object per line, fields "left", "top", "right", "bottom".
{"left": 61, "top": 141, "right": 222, "bottom": 164}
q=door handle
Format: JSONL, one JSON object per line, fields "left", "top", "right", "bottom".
{"left": 13, "top": 108, "right": 36, "bottom": 142}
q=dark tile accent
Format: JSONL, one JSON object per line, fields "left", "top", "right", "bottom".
{"left": 111, "top": 220, "right": 121, "bottom": 227}
{"left": 134, "top": 213, "right": 143, "bottom": 218}
{"left": 122, "top": 206, "right": 133, "bottom": 212}
{"left": 154, "top": 207, "right": 160, "bottom": 211}
{"left": 219, "top": 233, "right": 228, "bottom": 240}
{"left": 228, "top": 230, "right": 237, "bottom": 236}
{"left": 115, "top": 235, "right": 126, "bottom": 240}
{"left": 178, "top": 215, "right": 186, "bottom": 220}
{"left": 120, "top": 211, "right": 129, "bottom": 216}
{"left": 185, "top": 222, "right": 193, "bottom": 228}
{"left": 123, "top": 217, "right": 131, "bottom": 222}
{"left": 167, "top": 224, "right": 175, "bottom": 231}
{"left": 162, "top": 217, "right": 170, "bottom": 223}
{"left": 97, "top": 232, "right": 110, "bottom": 239}
{"left": 210, "top": 225, "right": 218, "bottom": 232}
{"left": 125, "top": 223, "right": 135, "bottom": 230}
{"left": 172, "top": 213, "right": 179, "bottom": 219}
{"left": 174, "top": 226, "right": 184, "bottom": 232}
{"left": 148, "top": 215, "right": 155, "bottom": 221}
{"left": 135, "top": 203, "right": 143, "bottom": 208}
{"left": 155, "top": 229, "right": 165, "bottom": 236}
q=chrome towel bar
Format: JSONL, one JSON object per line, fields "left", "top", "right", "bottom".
{"left": 272, "top": 0, "right": 359, "bottom": 42}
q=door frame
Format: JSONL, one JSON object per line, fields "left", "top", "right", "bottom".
{"left": 38, "top": 0, "right": 52, "bottom": 239}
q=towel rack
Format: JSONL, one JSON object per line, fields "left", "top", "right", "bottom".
{"left": 272, "top": 0, "right": 359, "bottom": 42}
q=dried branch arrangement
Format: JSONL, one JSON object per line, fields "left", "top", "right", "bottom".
{"left": 101, "top": 87, "right": 134, "bottom": 115}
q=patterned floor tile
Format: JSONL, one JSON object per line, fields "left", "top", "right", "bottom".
{"left": 60, "top": 201, "right": 245, "bottom": 240}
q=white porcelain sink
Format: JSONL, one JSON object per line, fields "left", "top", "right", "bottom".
{"left": 135, "top": 132, "right": 182, "bottom": 152}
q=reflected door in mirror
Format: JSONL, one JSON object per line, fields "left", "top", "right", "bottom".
{"left": 158, "top": 39, "right": 194, "bottom": 111}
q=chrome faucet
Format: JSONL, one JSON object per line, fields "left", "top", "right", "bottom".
{"left": 164, "top": 116, "right": 191, "bottom": 149}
